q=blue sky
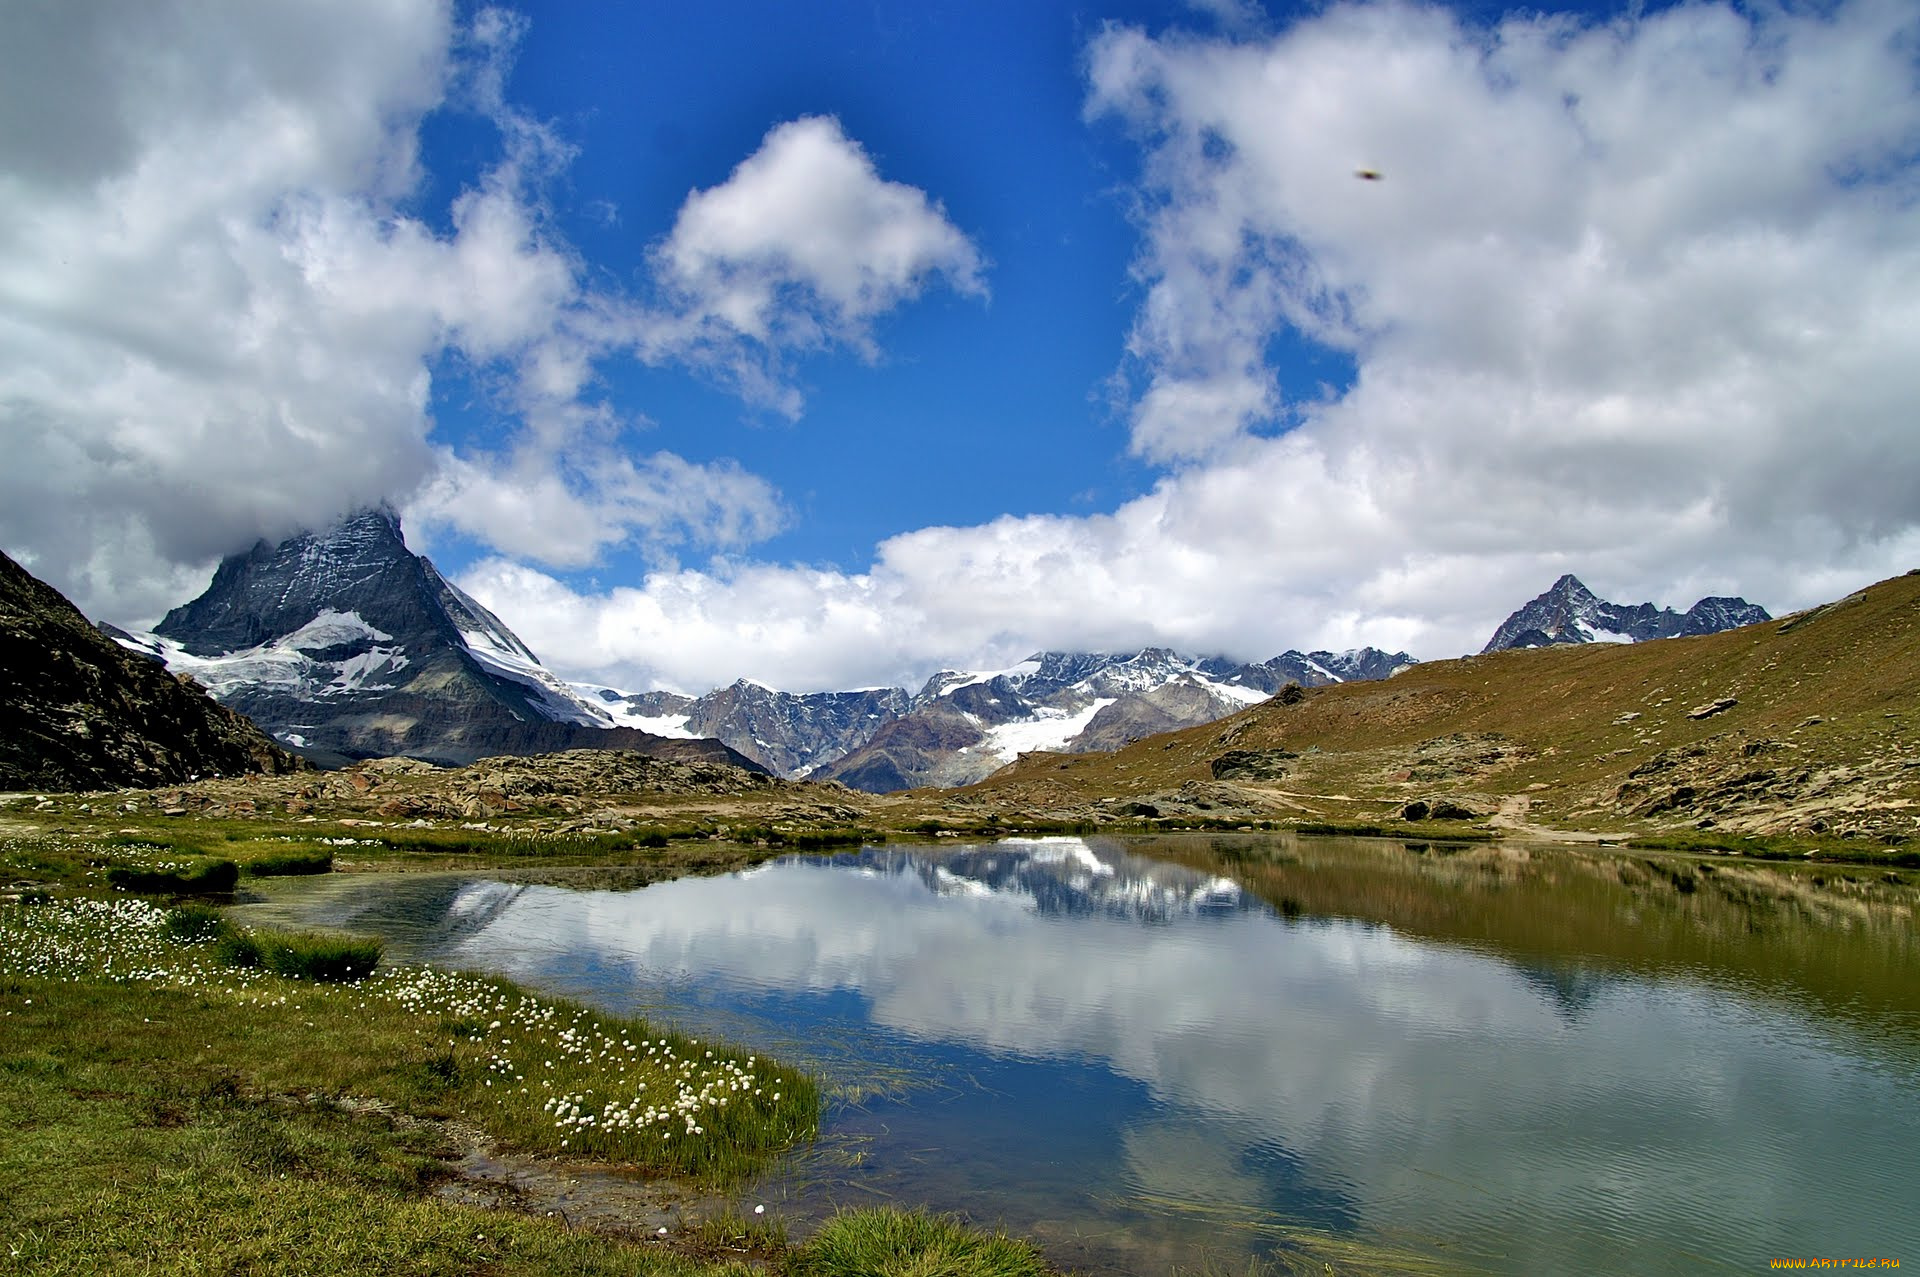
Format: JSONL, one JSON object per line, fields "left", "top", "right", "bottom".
{"left": 437, "top": 1, "right": 1154, "bottom": 568}
{"left": 411, "top": 0, "right": 1219, "bottom": 576}
{"left": 4, "top": 0, "right": 1919, "bottom": 693}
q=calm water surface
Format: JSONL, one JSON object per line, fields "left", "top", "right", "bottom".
{"left": 246, "top": 835, "right": 1920, "bottom": 1275}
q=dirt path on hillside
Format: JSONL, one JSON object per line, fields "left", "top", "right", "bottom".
{"left": 1489, "top": 794, "right": 1617, "bottom": 843}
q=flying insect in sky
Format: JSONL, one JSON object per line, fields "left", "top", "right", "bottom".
{"left": 1355, "top": 168, "right": 1383, "bottom": 180}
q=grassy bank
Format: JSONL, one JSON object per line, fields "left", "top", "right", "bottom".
{"left": 1625, "top": 830, "right": 1920, "bottom": 867}
{"left": 0, "top": 824, "right": 801, "bottom": 896}
{"left": 0, "top": 881, "right": 1053, "bottom": 1276}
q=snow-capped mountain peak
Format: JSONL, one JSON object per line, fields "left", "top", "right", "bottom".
{"left": 116, "top": 507, "right": 720, "bottom": 763}
{"left": 1482, "top": 575, "right": 1770, "bottom": 653}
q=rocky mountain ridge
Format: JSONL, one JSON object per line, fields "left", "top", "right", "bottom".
{"left": 1483, "top": 574, "right": 1769, "bottom": 653}
{"left": 964, "top": 570, "right": 1918, "bottom": 844}
{"left": 1, "top": 551, "right": 303, "bottom": 790}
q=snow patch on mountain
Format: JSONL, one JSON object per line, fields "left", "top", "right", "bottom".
{"left": 925, "top": 659, "right": 1044, "bottom": 699}
{"left": 286, "top": 610, "right": 393, "bottom": 650}
{"left": 112, "top": 611, "right": 411, "bottom": 702}
{"left": 457, "top": 630, "right": 611, "bottom": 727}
{"left": 982, "top": 698, "right": 1116, "bottom": 764}
{"left": 1210, "top": 679, "right": 1271, "bottom": 706}
{"left": 573, "top": 689, "right": 696, "bottom": 737}
{"left": 1581, "top": 626, "right": 1636, "bottom": 644}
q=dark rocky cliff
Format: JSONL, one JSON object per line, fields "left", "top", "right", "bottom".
{"left": 0, "top": 551, "right": 303, "bottom": 790}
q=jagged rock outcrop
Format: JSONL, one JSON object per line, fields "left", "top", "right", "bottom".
{"left": 1073, "top": 679, "right": 1249, "bottom": 754}
{"left": 1217, "top": 647, "right": 1417, "bottom": 690}
{"left": 1483, "top": 575, "right": 1769, "bottom": 653}
{"left": 0, "top": 551, "right": 303, "bottom": 790}
{"left": 818, "top": 704, "right": 994, "bottom": 794}
{"left": 1210, "top": 749, "right": 1298, "bottom": 782}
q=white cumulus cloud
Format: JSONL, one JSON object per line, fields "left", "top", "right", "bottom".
{"left": 629, "top": 115, "right": 988, "bottom": 416}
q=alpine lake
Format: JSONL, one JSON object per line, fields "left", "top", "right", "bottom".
{"left": 235, "top": 832, "right": 1920, "bottom": 1275}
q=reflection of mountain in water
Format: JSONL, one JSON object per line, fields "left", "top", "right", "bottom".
{"left": 818, "top": 839, "right": 1254, "bottom": 925}
{"left": 313, "top": 876, "right": 533, "bottom": 955}
{"left": 1514, "top": 961, "right": 1615, "bottom": 1022}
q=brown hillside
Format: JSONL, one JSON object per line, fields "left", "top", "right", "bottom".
{"left": 964, "top": 570, "right": 1920, "bottom": 842}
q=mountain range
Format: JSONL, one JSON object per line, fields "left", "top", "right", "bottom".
{"left": 93, "top": 508, "right": 1771, "bottom": 793}
{"left": 101, "top": 508, "right": 1422, "bottom": 790}
{"left": 583, "top": 645, "right": 1423, "bottom": 792}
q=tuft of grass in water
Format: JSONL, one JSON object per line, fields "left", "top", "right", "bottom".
{"left": 723, "top": 825, "right": 885, "bottom": 850}
{"left": 691, "top": 1207, "right": 787, "bottom": 1255}
{"left": 214, "top": 929, "right": 265, "bottom": 969}
{"left": 242, "top": 850, "right": 334, "bottom": 877}
{"left": 163, "top": 902, "right": 228, "bottom": 943}
{"left": 788, "top": 1208, "right": 1052, "bottom": 1277}
{"left": 1293, "top": 822, "right": 1495, "bottom": 843}
{"left": 167, "top": 909, "right": 380, "bottom": 984}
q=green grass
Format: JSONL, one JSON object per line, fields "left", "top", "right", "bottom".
{"left": 1293, "top": 821, "right": 1496, "bottom": 843}
{"left": 1626, "top": 831, "right": 1920, "bottom": 866}
{"left": 161, "top": 902, "right": 226, "bottom": 943}
{"left": 104, "top": 857, "right": 239, "bottom": 896}
{"left": 723, "top": 824, "right": 887, "bottom": 850}
{"left": 1, "top": 894, "right": 819, "bottom": 1181}
{"left": 789, "top": 1208, "right": 1052, "bottom": 1277}
{"left": 243, "top": 850, "right": 334, "bottom": 877}
{"left": 209, "top": 929, "right": 383, "bottom": 983}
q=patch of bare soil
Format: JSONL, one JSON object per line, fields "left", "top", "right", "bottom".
{"left": 323, "top": 1095, "right": 750, "bottom": 1252}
